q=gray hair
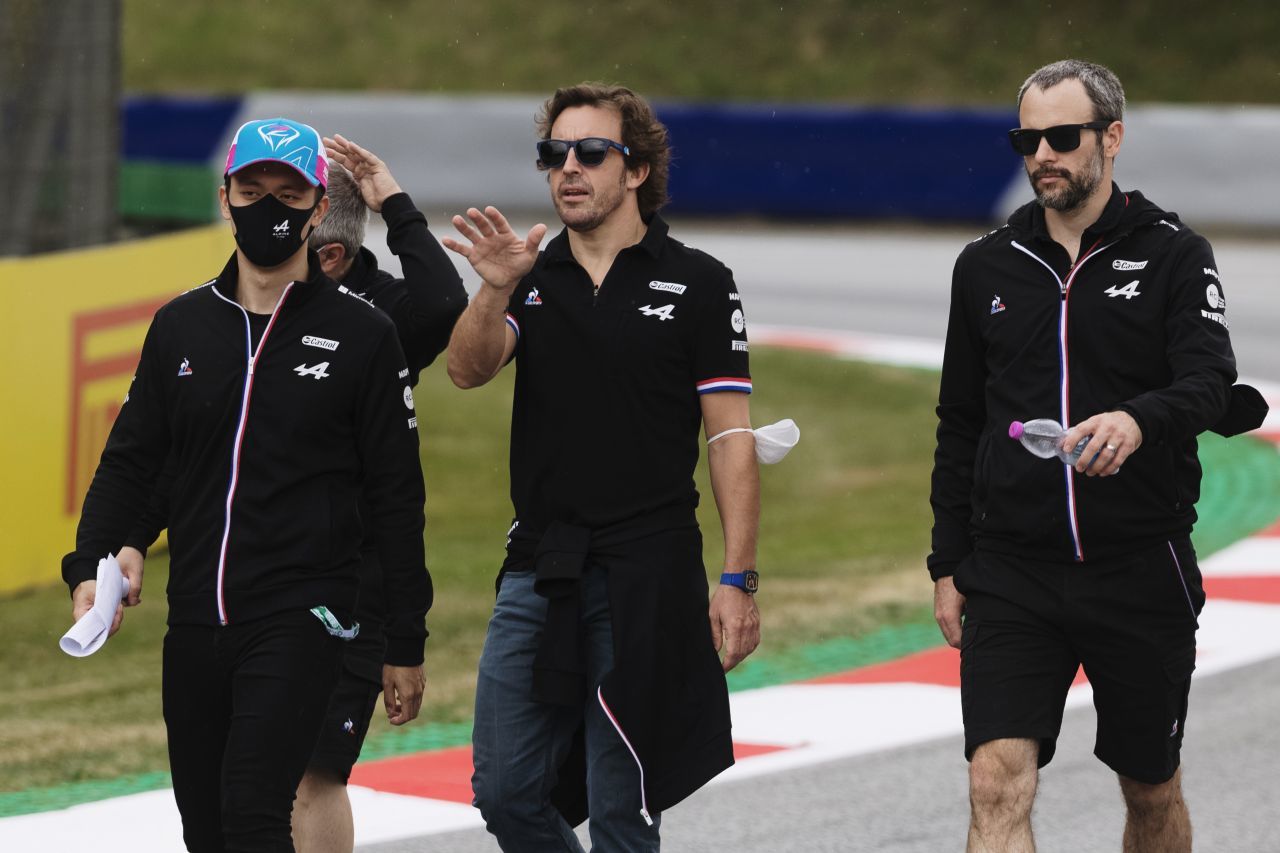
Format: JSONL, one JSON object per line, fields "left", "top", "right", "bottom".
{"left": 1017, "top": 59, "right": 1126, "bottom": 123}
{"left": 309, "top": 162, "right": 367, "bottom": 255}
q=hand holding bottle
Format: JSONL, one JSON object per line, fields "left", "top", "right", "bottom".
{"left": 1062, "top": 411, "right": 1142, "bottom": 477}
{"left": 1009, "top": 419, "right": 1091, "bottom": 464}
{"left": 1010, "top": 411, "right": 1140, "bottom": 477}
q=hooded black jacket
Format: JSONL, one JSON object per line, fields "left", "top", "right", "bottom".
{"left": 929, "top": 185, "right": 1237, "bottom": 579}
{"left": 62, "top": 252, "right": 433, "bottom": 664}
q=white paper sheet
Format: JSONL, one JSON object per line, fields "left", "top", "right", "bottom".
{"left": 59, "top": 553, "right": 129, "bottom": 657}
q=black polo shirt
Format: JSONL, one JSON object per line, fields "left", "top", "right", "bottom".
{"left": 503, "top": 214, "right": 751, "bottom": 533}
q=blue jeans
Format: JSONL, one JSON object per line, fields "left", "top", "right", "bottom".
{"left": 472, "top": 566, "right": 662, "bottom": 852}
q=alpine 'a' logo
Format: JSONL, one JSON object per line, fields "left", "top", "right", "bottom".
{"left": 294, "top": 362, "right": 331, "bottom": 379}
{"left": 1104, "top": 280, "right": 1142, "bottom": 300}
{"left": 258, "top": 123, "right": 300, "bottom": 151}
{"left": 273, "top": 219, "right": 290, "bottom": 238}
{"left": 639, "top": 304, "right": 675, "bottom": 321}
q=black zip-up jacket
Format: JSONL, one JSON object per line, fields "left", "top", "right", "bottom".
{"left": 124, "top": 194, "right": 465, "bottom": 679}
{"left": 316, "top": 194, "right": 465, "bottom": 678}
{"left": 351, "top": 193, "right": 468, "bottom": 384}
{"left": 62, "top": 252, "right": 433, "bottom": 664}
{"left": 929, "top": 185, "right": 1237, "bottom": 579}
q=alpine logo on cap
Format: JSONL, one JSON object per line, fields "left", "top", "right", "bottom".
{"left": 258, "top": 123, "right": 301, "bottom": 151}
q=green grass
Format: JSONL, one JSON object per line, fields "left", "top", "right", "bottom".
{"left": 0, "top": 349, "right": 940, "bottom": 793}
{"left": 117, "top": 0, "right": 1280, "bottom": 104}
{"left": 6, "top": 346, "right": 1278, "bottom": 802}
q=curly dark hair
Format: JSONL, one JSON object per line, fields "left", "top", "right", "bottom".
{"left": 536, "top": 83, "right": 670, "bottom": 218}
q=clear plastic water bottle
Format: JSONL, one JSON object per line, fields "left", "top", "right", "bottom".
{"left": 1008, "top": 419, "right": 1092, "bottom": 464}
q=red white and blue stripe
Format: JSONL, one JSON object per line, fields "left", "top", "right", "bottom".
{"left": 1010, "top": 237, "right": 1117, "bottom": 562}
{"left": 504, "top": 312, "right": 520, "bottom": 340}
{"left": 210, "top": 283, "right": 294, "bottom": 624}
{"left": 696, "top": 376, "right": 753, "bottom": 395}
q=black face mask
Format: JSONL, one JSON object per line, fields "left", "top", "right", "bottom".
{"left": 228, "top": 192, "right": 318, "bottom": 269}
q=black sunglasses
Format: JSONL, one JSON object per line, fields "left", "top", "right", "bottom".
{"left": 536, "top": 137, "right": 630, "bottom": 170}
{"left": 1007, "top": 121, "right": 1112, "bottom": 156}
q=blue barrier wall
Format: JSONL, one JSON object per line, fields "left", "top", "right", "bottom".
{"left": 119, "top": 94, "right": 1280, "bottom": 227}
{"left": 119, "top": 95, "right": 1021, "bottom": 222}
{"left": 123, "top": 96, "right": 241, "bottom": 163}
{"left": 660, "top": 104, "right": 1016, "bottom": 220}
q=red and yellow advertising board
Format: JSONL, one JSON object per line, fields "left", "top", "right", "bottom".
{"left": 0, "top": 226, "right": 232, "bottom": 593}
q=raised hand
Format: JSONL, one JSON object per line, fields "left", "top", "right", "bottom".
{"left": 323, "top": 133, "right": 402, "bottom": 212}
{"left": 442, "top": 206, "right": 547, "bottom": 293}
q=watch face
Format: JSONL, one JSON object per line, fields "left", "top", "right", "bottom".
{"left": 744, "top": 571, "right": 759, "bottom": 593}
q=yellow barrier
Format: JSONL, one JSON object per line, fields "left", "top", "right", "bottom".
{"left": 0, "top": 226, "right": 233, "bottom": 594}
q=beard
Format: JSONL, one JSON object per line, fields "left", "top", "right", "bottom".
{"left": 552, "top": 170, "right": 628, "bottom": 233}
{"left": 1027, "top": 140, "right": 1105, "bottom": 213}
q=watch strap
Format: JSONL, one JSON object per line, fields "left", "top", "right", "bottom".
{"left": 719, "top": 569, "right": 759, "bottom": 594}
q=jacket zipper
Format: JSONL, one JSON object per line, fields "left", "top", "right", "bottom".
{"left": 210, "top": 283, "right": 296, "bottom": 624}
{"left": 597, "top": 686, "right": 654, "bottom": 826}
{"left": 1010, "top": 238, "right": 1117, "bottom": 561}
{"left": 1167, "top": 541, "right": 1198, "bottom": 621}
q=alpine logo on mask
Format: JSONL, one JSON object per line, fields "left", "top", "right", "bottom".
{"left": 229, "top": 193, "right": 316, "bottom": 268}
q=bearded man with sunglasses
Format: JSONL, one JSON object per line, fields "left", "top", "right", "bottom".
{"left": 445, "top": 83, "right": 761, "bottom": 851}
{"left": 929, "top": 60, "right": 1248, "bottom": 852}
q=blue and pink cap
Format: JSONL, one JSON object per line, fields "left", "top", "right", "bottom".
{"left": 224, "top": 118, "right": 328, "bottom": 188}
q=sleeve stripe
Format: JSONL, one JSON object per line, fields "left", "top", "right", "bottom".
{"left": 696, "top": 377, "right": 753, "bottom": 395}
{"left": 504, "top": 312, "right": 520, "bottom": 339}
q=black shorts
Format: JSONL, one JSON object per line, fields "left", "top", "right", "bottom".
{"left": 954, "top": 538, "right": 1204, "bottom": 784}
{"left": 307, "top": 667, "right": 382, "bottom": 782}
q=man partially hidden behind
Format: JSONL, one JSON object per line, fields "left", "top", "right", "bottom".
{"left": 445, "top": 83, "right": 762, "bottom": 850}
{"left": 62, "top": 118, "right": 432, "bottom": 852}
{"left": 930, "top": 60, "right": 1262, "bottom": 852}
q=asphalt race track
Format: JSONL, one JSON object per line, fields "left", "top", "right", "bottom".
{"left": 3, "top": 220, "right": 1273, "bottom": 851}
{"left": 354, "top": 219, "right": 1280, "bottom": 852}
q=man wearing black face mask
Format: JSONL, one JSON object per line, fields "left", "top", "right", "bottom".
{"left": 62, "top": 117, "right": 433, "bottom": 852}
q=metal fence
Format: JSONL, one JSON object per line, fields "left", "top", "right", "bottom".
{"left": 0, "top": 0, "right": 121, "bottom": 256}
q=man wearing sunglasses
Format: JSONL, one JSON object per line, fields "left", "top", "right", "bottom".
{"left": 929, "top": 60, "right": 1245, "bottom": 852}
{"left": 444, "top": 83, "right": 760, "bottom": 851}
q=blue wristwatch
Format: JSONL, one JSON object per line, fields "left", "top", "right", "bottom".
{"left": 720, "top": 569, "right": 759, "bottom": 595}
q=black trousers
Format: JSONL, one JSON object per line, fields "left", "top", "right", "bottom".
{"left": 162, "top": 610, "right": 345, "bottom": 852}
